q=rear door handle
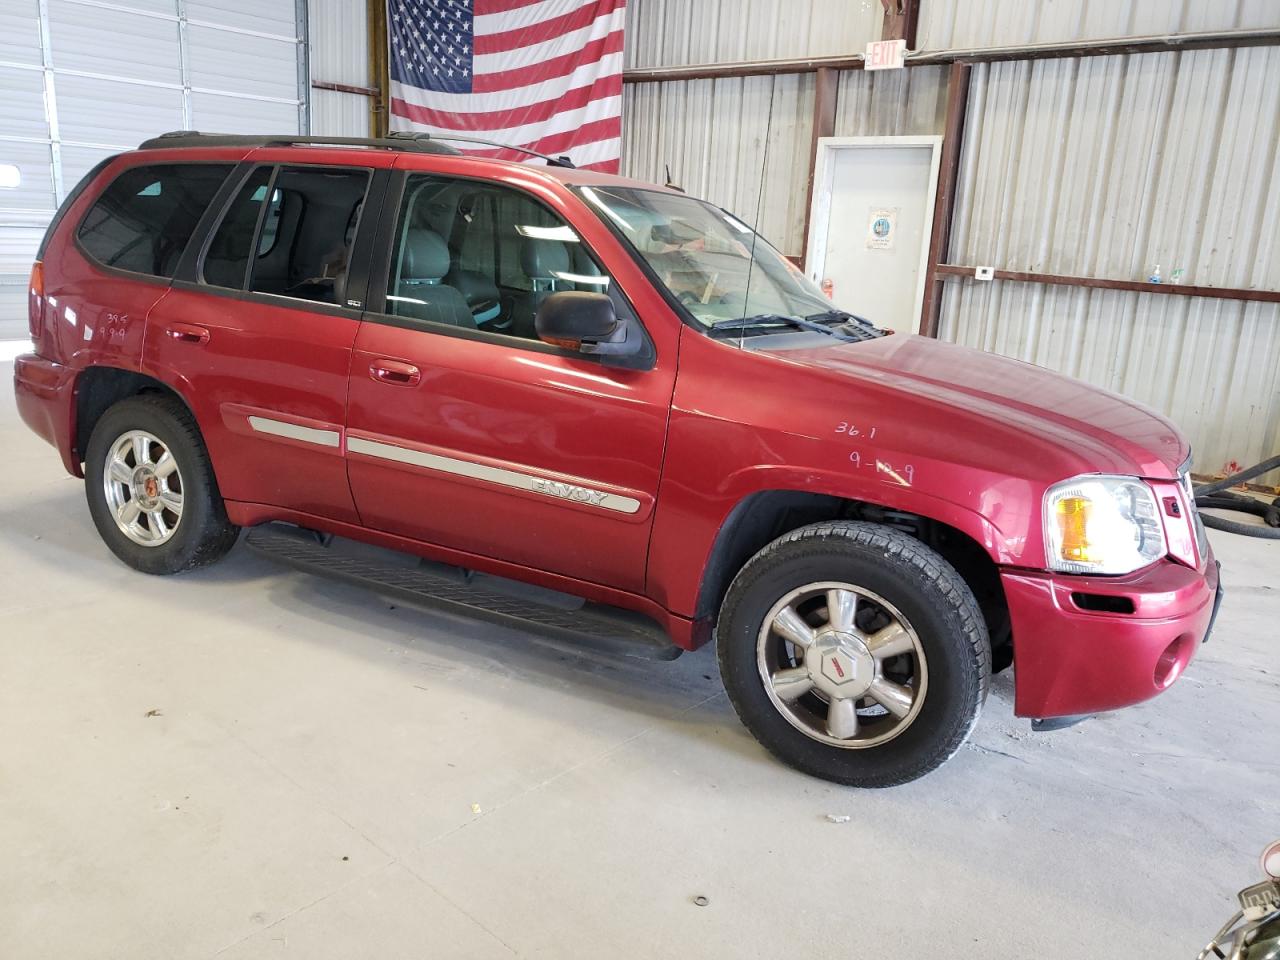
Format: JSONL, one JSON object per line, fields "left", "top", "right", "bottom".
{"left": 165, "top": 322, "right": 210, "bottom": 344}
{"left": 369, "top": 359, "right": 421, "bottom": 386}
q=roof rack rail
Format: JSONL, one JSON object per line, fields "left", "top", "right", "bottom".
{"left": 395, "top": 132, "right": 575, "bottom": 168}
{"left": 138, "top": 131, "right": 576, "bottom": 168}
{"left": 137, "top": 131, "right": 463, "bottom": 156}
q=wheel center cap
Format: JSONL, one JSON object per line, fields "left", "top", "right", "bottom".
{"left": 811, "top": 631, "right": 876, "bottom": 697}
{"left": 133, "top": 468, "right": 160, "bottom": 508}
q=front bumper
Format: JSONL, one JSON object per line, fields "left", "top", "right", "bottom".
{"left": 1004, "top": 553, "right": 1221, "bottom": 718}
{"left": 13, "top": 352, "right": 79, "bottom": 476}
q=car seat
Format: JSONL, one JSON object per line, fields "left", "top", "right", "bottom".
{"left": 444, "top": 268, "right": 504, "bottom": 328}
{"left": 392, "top": 228, "right": 474, "bottom": 328}
{"left": 568, "top": 245, "right": 609, "bottom": 292}
{"left": 513, "top": 239, "right": 571, "bottom": 338}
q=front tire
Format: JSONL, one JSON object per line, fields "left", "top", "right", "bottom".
{"left": 85, "top": 395, "right": 239, "bottom": 575}
{"left": 717, "top": 521, "right": 991, "bottom": 787}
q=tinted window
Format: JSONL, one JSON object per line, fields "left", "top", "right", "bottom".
{"left": 382, "top": 174, "right": 612, "bottom": 340}
{"left": 203, "top": 167, "right": 272, "bottom": 289}
{"left": 38, "top": 155, "right": 115, "bottom": 260}
{"left": 202, "top": 165, "right": 370, "bottom": 305}
{"left": 77, "top": 163, "right": 232, "bottom": 277}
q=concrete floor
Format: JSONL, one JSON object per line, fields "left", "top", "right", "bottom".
{"left": 2, "top": 361, "right": 1277, "bottom": 960}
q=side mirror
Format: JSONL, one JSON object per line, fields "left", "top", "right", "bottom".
{"left": 534, "top": 291, "right": 653, "bottom": 369}
{"left": 535, "top": 291, "right": 619, "bottom": 350}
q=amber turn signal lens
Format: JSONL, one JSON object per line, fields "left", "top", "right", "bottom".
{"left": 1055, "top": 495, "right": 1094, "bottom": 563}
{"left": 542, "top": 336, "right": 580, "bottom": 350}
{"left": 28, "top": 260, "right": 44, "bottom": 338}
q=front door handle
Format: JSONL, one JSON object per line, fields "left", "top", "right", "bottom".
{"left": 369, "top": 359, "right": 421, "bottom": 386}
{"left": 165, "top": 321, "right": 210, "bottom": 344}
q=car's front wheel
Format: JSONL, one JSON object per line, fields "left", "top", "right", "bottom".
{"left": 84, "top": 394, "right": 239, "bottom": 575}
{"left": 717, "top": 521, "right": 991, "bottom": 787}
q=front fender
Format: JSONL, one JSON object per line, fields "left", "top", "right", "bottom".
{"left": 646, "top": 448, "right": 1037, "bottom": 624}
{"left": 646, "top": 330, "right": 1054, "bottom": 623}
{"left": 718, "top": 462, "right": 1010, "bottom": 559}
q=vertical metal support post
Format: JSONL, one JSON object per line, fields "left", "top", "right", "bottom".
{"left": 880, "top": 0, "right": 920, "bottom": 47}
{"left": 176, "top": 0, "right": 193, "bottom": 129}
{"left": 296, "top": 0, "right": 312, "bottom": 134}
{"left": 918, "top": 60, "right": 970, "bottom": 337}
{"left": 35, "top": 0, "right": 64, "bottom": 203}
{"left": 799, "top": 66, "right": 838, "bottom": 265}
{"left": 369, "top": 0, "right": 390, "bottom": 137}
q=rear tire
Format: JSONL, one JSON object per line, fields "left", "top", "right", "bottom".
{"left": 717, "top": 521, "right": 991, "bottom": 787}
{"left": 85, "top": 395, "right": 239, "bottom": 575}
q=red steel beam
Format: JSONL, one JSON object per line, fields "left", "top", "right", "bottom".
{"left": 918, "top": 61, "right": 970, "bottom": 337}
{"left": 799, "top": 67, "right": 839, "bottom": 265}
{"left": 935, "top": 264, "right": 1280, "bottom": 304}
{"left": 621, "top": 28, "right": 1280, "bottom": 84}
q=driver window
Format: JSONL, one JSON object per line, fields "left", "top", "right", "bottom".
{"left": 383, "top": 174, "right": 613, "bottom": 340}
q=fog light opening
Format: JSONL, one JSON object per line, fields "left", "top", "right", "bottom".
{"left": 1154, "top": 634, "right": 1193, "bottom": 689}
{"left": 1071, "top": 591, "right": 1136, "bottom": 614}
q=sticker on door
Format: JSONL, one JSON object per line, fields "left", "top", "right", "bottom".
{"left": 867, "top": 208, "right": 898, "bottom": 250}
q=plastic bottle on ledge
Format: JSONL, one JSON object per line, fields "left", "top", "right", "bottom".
{"left": 1149, "top": 264, "right": 1163, "bottom": 284}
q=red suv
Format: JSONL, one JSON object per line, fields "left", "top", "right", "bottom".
{"left": 14, "top": 132, "right": 1222, "bottom": 786}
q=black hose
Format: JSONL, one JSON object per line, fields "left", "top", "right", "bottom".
{"left": 1193, "top": 455, "right": 1280, "bottom": 495}
{"left": 1193, "top": 456, "right": 1280, "bottom": 539}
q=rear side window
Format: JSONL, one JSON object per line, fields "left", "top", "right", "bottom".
{"left": 202, "top": 167, "right": 273, "bottom": 290}
{"left": 77, "top": 163, "right": 232, "bottom": 278}
{"left": 201, "top": 164, "right": 371, "bottom": 306}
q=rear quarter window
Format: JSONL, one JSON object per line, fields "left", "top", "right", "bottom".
{"left": 77, "top": 163, "right": 233, "bottom": 278}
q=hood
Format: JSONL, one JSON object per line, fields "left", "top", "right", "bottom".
{"left": 765, "top": 334, "right": 1188, "bottom": 479}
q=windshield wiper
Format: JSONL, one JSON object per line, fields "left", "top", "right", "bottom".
{"left": 804, "top": 308, "right": 882, "bottom": 333}
{"left": 708, "top": 313, "right": 848, "bottom": 339}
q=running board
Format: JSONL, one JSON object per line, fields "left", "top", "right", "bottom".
{"left": 244, "top": 523, "right": 682, "bottom": 661}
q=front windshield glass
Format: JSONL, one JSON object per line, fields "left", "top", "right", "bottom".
{"left": 579, "top": 185, "right": 840, "bottom": 331}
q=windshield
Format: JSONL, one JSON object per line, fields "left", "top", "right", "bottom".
{"left": 579, "top": 185, "right": 841, "bottom": 331}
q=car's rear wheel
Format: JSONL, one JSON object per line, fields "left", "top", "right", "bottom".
{"left": 717, "top": 521, "right": 991, "bottom": 787}
{"left": 85, "top": 395, "right": 238, "bottom": 575}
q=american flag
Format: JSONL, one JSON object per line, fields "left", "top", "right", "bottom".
{"left": 387, "top": 0, "right": 625, "bottom": 172}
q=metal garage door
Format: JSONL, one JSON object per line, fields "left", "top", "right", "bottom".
{"left": 0, "top": 0, "right": 309, "bottom": 341}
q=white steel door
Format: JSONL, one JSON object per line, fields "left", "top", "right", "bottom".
{"left": 804, "top": 136, "right": 941, "bottom": 334}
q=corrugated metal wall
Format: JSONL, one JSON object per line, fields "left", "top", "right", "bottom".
{"left": 621, "top": 0, "right": 1280, "bottom": 480}
{"left": 308, "top": 0, "right": 370, "bottom": 136}
{"left": 947, "top": 48, "right": 1280, "bottom": 287}
{"left": 0, "top": 0, "right": 307, "bottom": 339}
{"left": 622, "top": 73, "right": 815, "bottom": 254}
{"left": 834, "top": 65, "right": 948, "bottom": 137}
{"left": 918, "top": 0, "right": 1280, "bottom": 50}
{"left": 939, "top": 45, "right": 1280, "bottom": 479}
{"left": 624, "top": 0, "right": 880, "bottom": 69}
{"left": 620, "top": 0, "right": 891, "bottom": 254}
{"left": 620, "top": 65, "right": 947, "bottom": 256}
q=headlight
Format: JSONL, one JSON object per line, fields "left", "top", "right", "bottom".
{"left": 1043, "top": 475, "right": 1167, "bottom": 575}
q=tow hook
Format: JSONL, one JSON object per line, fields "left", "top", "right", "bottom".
{"left": 1031, "top": 714, "right": 1093, "bottom": 732}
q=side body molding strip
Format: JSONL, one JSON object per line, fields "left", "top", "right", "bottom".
{"left": 346, "top": 436, "right": 642, "bottom": 515}
{"left": 247, "top": 415, "right": 340, "bottom": 448}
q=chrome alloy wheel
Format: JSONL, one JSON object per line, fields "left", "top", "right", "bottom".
{"left": 102, "top": 430, "right": 184, "bottom": 547}
{"left": 757, "top": 581, "right": 928, "bottom": 748}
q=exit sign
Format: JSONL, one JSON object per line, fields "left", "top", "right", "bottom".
{"left": 865, "top": 38, "right": 906, "bottom": 71}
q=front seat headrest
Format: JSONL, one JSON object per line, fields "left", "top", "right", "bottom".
{"left": 521, "top": 238, "right": 571, "bottom": 279}
{"left": 402, "top": 228, "right": 451, "bottom": 282}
